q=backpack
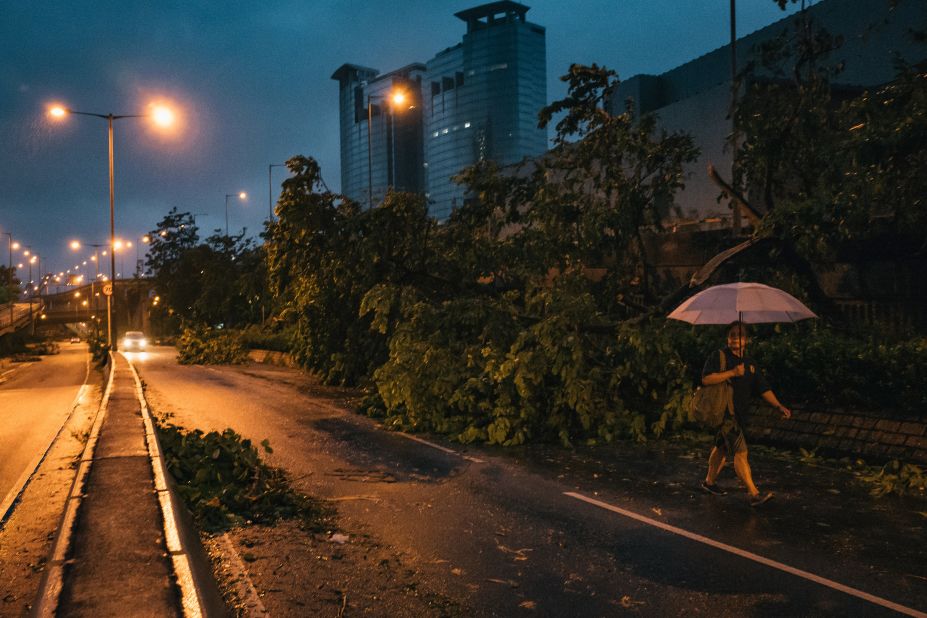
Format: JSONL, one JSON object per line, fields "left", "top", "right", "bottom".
{"left": 688, "top": 350, "right": 733, "bottom": 429}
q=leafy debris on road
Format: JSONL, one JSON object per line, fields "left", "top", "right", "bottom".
{"left": 155, "top": 417, "right": 330, "bottom": 531}
{"left": 176, "top": 326, "right": 249, "bottom": 365}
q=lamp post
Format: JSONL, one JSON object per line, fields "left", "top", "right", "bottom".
{"left": 224, "top": 192, "right": 247, "bottom": 236}
{"left": 366, "top": 88, "right": 409, "bottom": 209}
{"left": 49, "top": 103, "right": 175, "bottom": 351}
{"left": 113, "top": 239, "right": 132, "bottom": 279}
{"left": 3, "top": 232, "right": 13, "bottom": 324}
{"left": 269, "top": 164, "right": 285, "bottom": 222}
{"left": 138, "top": 235, "right": 150, "bottom": 277}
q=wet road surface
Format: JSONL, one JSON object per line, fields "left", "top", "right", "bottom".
{"left": 130, "top": 346, "right": 927, "bottom": 616}
{"left": 0, "top": 344, "right": 89, "bottom": 515}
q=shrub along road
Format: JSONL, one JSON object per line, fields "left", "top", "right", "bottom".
{"left": 129, "top": 346, "right": 926, "bottom": 617}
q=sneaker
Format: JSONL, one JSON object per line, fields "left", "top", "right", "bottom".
{"left": 700, "top": 480, "right": 727, "bottom": 496}
{"left": 749, "top": 491, "right": 774, "bottom": 507}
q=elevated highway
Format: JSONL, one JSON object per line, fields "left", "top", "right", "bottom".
{"left": 0, "top": 302, "right": 43, "bottom": 336}
{"left": 39, "top": 279, "right": 155, "bottom": 334}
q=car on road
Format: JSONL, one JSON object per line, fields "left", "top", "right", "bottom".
{"left": 121, "top": 331, "right": 148, "bottom": 351}
{"left": 69, "top": 336, "right": 81, "bottom": 344}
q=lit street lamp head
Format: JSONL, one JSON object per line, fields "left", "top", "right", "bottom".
{"left": 150, "top": 104, "right": 175, "bottom": 127}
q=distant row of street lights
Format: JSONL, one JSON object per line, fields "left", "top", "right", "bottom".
{"left": 44, "top": 94, "right": 297, "bottom": 348}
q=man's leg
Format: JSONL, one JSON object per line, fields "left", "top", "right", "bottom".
{"left": 706, "top": 446, "right": 727, "bottom": 484}
{"left": 733, "top": 451, "right": 760, "bottom": 496}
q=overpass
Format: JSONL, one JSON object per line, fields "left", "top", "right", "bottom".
{"left": 0, "top": 301, "right": 43, "bottom": 336}
{"left": 39, "top": 279, "right": 156, "bottom": 336}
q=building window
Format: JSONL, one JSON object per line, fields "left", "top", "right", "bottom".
{"left": 431, "top": 81, "right": 441, "bottom": 96}
{"left": 442, "top": 76, "right": 455, "bottom": 91}
{"left": 353, "top": 86, "right": 365, "bottom": 123}
{"left": 455, "top": 72, "right": 464, "bottom": 87}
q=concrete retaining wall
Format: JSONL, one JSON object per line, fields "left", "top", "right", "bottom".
{"left": 247, "top": 349, "right": 297, "bottom": 368}
{"left": 749, "top": 407, "right": 927, "bottom": 465}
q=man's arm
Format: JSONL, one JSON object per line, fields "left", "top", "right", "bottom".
{"left": 761, "top": 390, "right": 791, "bottom": 419}
{"left": 702, "top": 363, "right": 745, "bottom": 386}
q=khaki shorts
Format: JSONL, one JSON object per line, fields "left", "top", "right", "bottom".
{"left": 714, "top": 416, "right": 747, "bottom": 455}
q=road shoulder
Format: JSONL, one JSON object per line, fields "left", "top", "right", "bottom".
{"left": 0, "top": 374, "right": 104, "bottom": 614}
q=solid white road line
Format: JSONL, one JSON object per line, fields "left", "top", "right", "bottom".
{"left": 565, "top": 491, "right": 927, "bottom": 618}
{"left": 396, "top": 432, "right": 485, "bottom": 463}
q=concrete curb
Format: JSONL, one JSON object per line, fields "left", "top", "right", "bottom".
{"left": 124, "top": 355, "right": 227, "bottom": 617}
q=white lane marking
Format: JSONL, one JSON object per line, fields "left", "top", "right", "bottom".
{"left": 396, "top": 432, "right": 485, "bottom": 463}
{"left": 565, "top": 491, "right": 927, "bottom": 618}
{"left": 125, "top": 354, "right": 203, "bottom": 618}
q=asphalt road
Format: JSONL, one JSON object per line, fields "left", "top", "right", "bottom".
{"left": 131, "top": 346, "right": 926, "bottom": 617}
{"left": 0, "top": 343, "right": 89, "bottom": 517}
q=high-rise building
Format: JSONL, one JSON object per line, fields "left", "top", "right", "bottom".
{"left": 332, "top": 1, "right": 548, "bottom": 219}
{"left": 330, "top": 63, "right": 426, "bottom": 210}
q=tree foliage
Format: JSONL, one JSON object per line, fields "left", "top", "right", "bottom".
{"left": 735, "top": 4, "right": 927, "bottom": 259}
{"left": 266, "top": 65, "right": 701, "bottom": 444}
{"left": 0, "top": 266, "right": 20, "bottom": 305}
{"left": 146, "top": 208, "right": 271, "bottom": 330}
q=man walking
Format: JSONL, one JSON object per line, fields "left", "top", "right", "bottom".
{"left": 700, "top": 322, "right": 791, "bottom": 506}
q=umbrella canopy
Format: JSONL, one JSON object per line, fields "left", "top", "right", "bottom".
{"left": 668, "top": 282, "right": 817, "bottom": 325}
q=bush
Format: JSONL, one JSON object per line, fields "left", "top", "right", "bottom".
{"left": 753, "top": 324, "right": 927, "bottom": 417}
{"left": 369, "top": 284, "right": 715, "bottom": 446}
{"left": 176, "top": 326, "right": 248, "bottom": 365}
{"left": 156, "top": 419, "right": 329, "bottom": 532}
{"left": 86, "top": 330, "right": 109, "bottom": 367}
{"left": 238, "top": 324, "right": 293, "bottom": 353}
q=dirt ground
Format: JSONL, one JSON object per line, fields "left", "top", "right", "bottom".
{"left": 0, "top": 381, "right": 103, "bottom": 617}
{"left": 204, "top": 518, "right": 465, "bottom": 617}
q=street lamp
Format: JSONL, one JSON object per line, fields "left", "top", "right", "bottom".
{"left": 3, "top": 232, "right": 13, "bottom": 324}
{"left": 268, "top": 163, "right": 286, "bottom": 222}
{"left": 69, "top": 239, "right": 113, "bottom": 337}
{"left": 224, "top": 192, "right": 247, "bottom": 236}
{"left": 49, "top": 102, "right": 175, "bottom": 350}
{"left": 366, "top": 88, "right": 410, "bottom": 209}
{"left": 113, "top": 239, "right": 132, "bottom": 278}
{"left": 137, "top": 235, "right": 150, "bottom": 277}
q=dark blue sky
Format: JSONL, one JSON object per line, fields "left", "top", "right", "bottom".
{"left": 1, "top": 1, "right": 799, "bottom": 277}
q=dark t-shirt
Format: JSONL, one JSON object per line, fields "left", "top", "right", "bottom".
{"left": 702, "top": 347, "right": 771, "bottom": 418}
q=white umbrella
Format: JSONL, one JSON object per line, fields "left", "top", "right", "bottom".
{"left": 668, "top": 282, "right": 817, "bottom": 325}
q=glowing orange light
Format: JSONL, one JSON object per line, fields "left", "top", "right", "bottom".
{"left": 151, "top": 104, "right": 175, "bottom": 127}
